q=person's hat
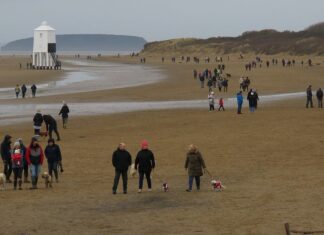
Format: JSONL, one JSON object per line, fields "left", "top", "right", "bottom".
{"left": 13, "top": 141, "right": 20, "bottom": 148}
{"left": 141, "top": 140, "right": 149, "bottom": 149}
{"left": 211, "top": 92, "right": 214, "bottom": 95}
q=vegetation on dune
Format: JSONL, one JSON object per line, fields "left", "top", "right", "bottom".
{"left": 143, "top": 22, "right": 324, "bottom": 55}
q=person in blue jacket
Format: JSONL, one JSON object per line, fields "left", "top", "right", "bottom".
{"left": 237, "top": 91, "right": 243, "bottom": 114}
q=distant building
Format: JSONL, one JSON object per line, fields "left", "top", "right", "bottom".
{"left": 32, "top": 21, "right": 58, "bottom": 69}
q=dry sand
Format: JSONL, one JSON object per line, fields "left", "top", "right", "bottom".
{"left": 0, "top": 55, "right": 323, "bottom": 235}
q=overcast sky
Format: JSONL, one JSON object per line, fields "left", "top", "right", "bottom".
{"left": 1, "top": 0, "right": 323, "bottom": 43}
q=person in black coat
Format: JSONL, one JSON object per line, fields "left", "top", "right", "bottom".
{"left": 316, "top": 88, "right": 323, "bottom": 108}
{"left": 59, "top": 101, "right": 70, "bottom": 129}
{"left": 45, "top": 139, "right": 62, "bottom": 182}
{"left": 112, "top": 143, "right": 132, "bottom": 194}
{"left": 1, "top": 135, "right": 12, "bottom": 182}
{"left": 43, "top": 115, "right": 61, "bottom": 141}
{"left": 18, "top": 138, "right": 30, "bottom": 183}
{"left": 31, "top": 84, "right": 37, "bottom": 98}
{"left": 21, "top": 84, "right": 27, "bottom": 98}
{"left": 33, "top": 110, "right": 43, "bottom": 135}
{"left": 135, "top": 140, "right": 155, "bottom": 193}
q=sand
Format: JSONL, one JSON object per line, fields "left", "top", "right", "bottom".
{"left": 0, "top": 55, "right": 323, "bottom": 235}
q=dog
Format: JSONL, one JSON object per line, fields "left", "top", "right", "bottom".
{"left": 162, "top": 182, "right": 169, "bottom": 192}
{"left": 0, "top": 173, "right": 6, "bottom": 190}
{"left": 226, "top": 73, "right": 231, "bottom": 78}
{"left": 130, "top": 163, "right": 137, "bottom": 177}
{"left": 211, "top": 180, "right": 226, "bottom": 192}
{"left": 41, "top": 172, "right": 52, "bottom": 188}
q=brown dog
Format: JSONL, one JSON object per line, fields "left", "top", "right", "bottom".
{"left": 41, "top": 172, "right": 52, "bottom": 188}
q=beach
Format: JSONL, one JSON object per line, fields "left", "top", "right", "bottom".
{"left": 0, "top": 54, "right": 324, "bottom": 235}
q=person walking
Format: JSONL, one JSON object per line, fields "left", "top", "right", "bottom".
{"left": 21, "top": 84, "right": 27, "bottom": 98}
{"left": 306, "top": 85, "right": 313, "bottom": 108}
{"left": 45, "top": 139, "right": 62, "bottom": 183}
{"left": 18, "top": 138, "right": 29, "bottom": 183}
{"left": 316, "top": 88, "right": 323, "bottom": 108}
{"left": 11, "top": 142, "right": 24, "bottom": 190}
{"left": 218, "top": 98, "right": 225, "bottom": 111}
{"left": 59, "top": 101, "right": 70, "bottom": 129}
{"left": 199, "top": 73, "right": 205, "bottom": 88}
{"left": 208, "top": 92, "right": 215, "bottom": 111}
{"left": 1, "top": 135, "right": 12, "bottom": 183}
{"left": 33, "top": 110, "right": 43, "bottom": 135}
{"left": 247, "top": 89, "right": 259, "bottom": 112}
{"left": 185, "top": 144, "right": 206, "bottom": 192}
{"left": 15, "top": 85, "right": 21, "bottom": 98}
{"left": 135, "top": 140, "right": 155, "bottom": 193}
{"left": 25, "top": 137, "right": 44, "bottom": 189}
{"left": 237, "top": 91, "right": 244, "bottom": 114}
{"left": 43, "top": 114, "right": 61, "bottom": 141}
{"left": 112, "top": 143, "right": 132, "bottom": 194}
{"left": 31, "top": 84, "right": 37, "bottom": 98}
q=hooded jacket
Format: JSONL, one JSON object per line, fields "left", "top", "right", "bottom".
{"left": 26, "top": 144, "right": 44, "bottom": 165}
{"left": 135, "top": 149, "right": 155, "bottom": 172}
{"left": 45, "top": 140, "right": 62, "bottom": 163}
{"left": 237, "top": 93, "right": 243, "bottom": 105}
{"left": 112, "top": 148, "right": 132, "bottom": 172}
{"left": 33, "top": 113, "right": 43, "bottom": 127}
{"left": 59, "top": 105, "right": 70, "bottom": 118}
{"left": 1, "top": 135, "right": 12, "bottom": 162}
{"left": 185, "top": 150, "right": 206, "bottom": 177}
{"left": 43, "top": 115, "right": 57, "bottom": 130}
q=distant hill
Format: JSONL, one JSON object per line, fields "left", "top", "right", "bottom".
{"left": 142, "top": 22, "right": 324, "bottom": 55}
{"left": 1, "top": 34, "right": 146, "bottom": 52}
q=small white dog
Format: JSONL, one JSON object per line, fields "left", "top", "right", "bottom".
{"left": 41, "top": 172, "right": 52, "bottom": 188}
{"left": 0, "top": 173, "right": 6, "bottom": 190}
{"left": 211, "top": 180, "right": 226, "bottom": 192}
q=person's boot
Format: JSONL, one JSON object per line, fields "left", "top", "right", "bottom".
{"left": 13, "top": 180, "right": 17, "bottom": 190}
{"left": 18, "top": 180, "right": 22, "bottom": 190}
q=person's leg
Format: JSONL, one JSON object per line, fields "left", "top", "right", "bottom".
{"left": 195, "top": 176, "right": 200, "bottom": 190}
{"left": 13, "top": 168, "right": 18, "bottom": 189}
{"left": 29, "top": 164, "right": 36, "bottom": 189}
{"left": 23, "top": 164, "right": 29, "bottom": 182}
{"left": 18, "top": 168, "right": 23, "bottom": 190}
{"left": 188, "top": 176, "right": 194, "bottom": 191}
{"left": 54, "top": 125, "right": 61, "bottom": 141}
{"left": 7, "top": 160, "right": 12, "bottom": 181}
{"left": 311, "top": 98, "right": 314, "bottom": 108}
{"left": 306, "top": 98, "right": 310, "bottom": 108}
{"left": 122, "top": 170, "right": 128, "bottom": 193}
{"left": 138, "top": 171, "right": 144, "bottom": 191}
{"left": 321, "top": 99, "right": 323, "bottom": 108}
{"left": 53, "top": 162, "right": 58, "bottom": 182}
{"left": 49, "top": 126, "right": 54, "bottom": 139}
{"left": 34, "top": 165, "right": 41, "bottom": 188}
{"left": 112, "top": 170, "right": 121, "bottom": 193}
{"left": 145, "top": 170, "right": 152, "bottom": 190}
{"left": 48, "top": 162, "right": 54, "bottom": 178}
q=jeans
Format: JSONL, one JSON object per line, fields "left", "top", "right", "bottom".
{"left": 188, "top": 176, "right": 200, "bottom": 190}
{"left": 30, "top": 164, "right": 41, "bottom": 177}
{"left": 112, "top": 170, "right": 128, "bottom": 192}
{"left": 13, "top": 167, "right": 23, "bottom": 188}
{"left": 237, "top": 103, "right": 242, "bottom": 114}
{"left": 249, "top": 106, "right": 255, "bottom": 112}
{"left": 3, "top": 159, "right": 12, "bottom": 180}
{"left": 139, "top": 170, "right": 152, "bottom": 189}
{"left": 48, "top": 161, "right": 58, "bottom": 180}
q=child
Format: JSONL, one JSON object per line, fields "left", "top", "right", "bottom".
{"left": 208, "top": 92, "right": 215, "bottom": 111}
{"left": 11, "top": 142, "right": 23, "bottom": 190}
{"left": 45, "top": 139, "right": 62, "bottom": 183}
{"left": 218, "top": 98, "right": 225, "bottom": 111}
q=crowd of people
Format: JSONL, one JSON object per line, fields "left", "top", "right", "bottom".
{"left": 14, "top": 84, "right": 37, "bottom": 98}
{"left": 194, "top": 67, "right": 229, "bottom": 92}
{"left": 306, "top": 85, "right": 323, "bottom": 108}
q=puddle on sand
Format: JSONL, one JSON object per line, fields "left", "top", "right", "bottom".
{"left": 0, "top": 92, "right": 305, "bottom": 126}
{"left": 0, "top": 59, "right": 166, "bottom": 99}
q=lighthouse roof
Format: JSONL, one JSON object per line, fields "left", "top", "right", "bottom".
{"left": 34, "top": 21, "right": 55, "bottom": 31}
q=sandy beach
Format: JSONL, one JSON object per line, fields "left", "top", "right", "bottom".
{"left": 0, "top": 55, "right": 324, "bottom": 235}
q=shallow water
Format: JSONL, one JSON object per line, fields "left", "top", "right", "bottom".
{"left": 0, "top": 92, "right": 306, "bottom": 126}
{"left": 0, "top": 59, "right": 166, "bottom": 99}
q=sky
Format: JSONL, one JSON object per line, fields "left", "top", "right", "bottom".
{"left": 0, "top": 0, "right": 324, "bottom": 44}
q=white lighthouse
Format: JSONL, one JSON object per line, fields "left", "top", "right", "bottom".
{"left": 32, "top": 21, "right": 59, "bottom": 69}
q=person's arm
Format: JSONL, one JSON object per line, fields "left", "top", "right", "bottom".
{"left": 57, "top": 145, "right": 62, "bottom": 162}
{"left": 151, "top": 152, "right": 155, "bottom": 169}
{"left": 59, "top": 107, "right": 63, "bottom": 116}
{"left": 112, "top": 151, "right": 117, "bottom": 168}
{"left": 185, "top": 155, "right": 189, "bottom": 169}
{"left": 135, "top": 153, "right": 139, "bottom": 170}
{"left": 44, "top": 147, "right": 49, "bottom": 160}
{"left": 199, "top": 153, "right": 206, "bottom": 169}
{"left": 128, "top": 152, "right": 132, "bottom": 167}
{"left": 40, "top": 147, "right": 44, "bottom": 165}
{"left": 25, "top": 148, "right": 31, "bottom": 165}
